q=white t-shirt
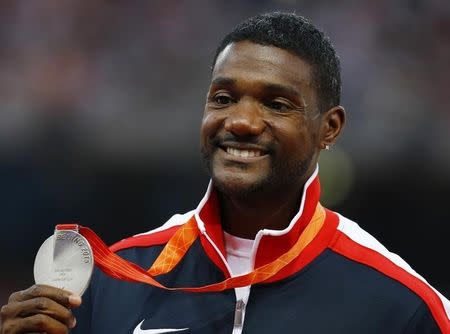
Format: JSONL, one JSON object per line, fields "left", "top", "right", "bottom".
{"left": 223, "top": 231, "right": 254, "bottom": 331}
{"left": 223, "top": 231, "right": 254, "bottom": 277}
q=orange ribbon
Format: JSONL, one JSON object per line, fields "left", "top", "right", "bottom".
{"left": 62, "top": 203, "right": 325, "bottom": 292}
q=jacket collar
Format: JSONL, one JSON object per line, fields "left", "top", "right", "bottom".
{"left": 193, "top": 166, "right": 326, "bottom": 277}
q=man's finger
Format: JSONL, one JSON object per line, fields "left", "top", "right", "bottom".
{"left": 7, "top": 285, "right": 81, "bottom": 308}
{"left": 16, "top": 313, "right": 71, "bottom": 334}
{"left": 16, "top": 297, "right": 76, "bottom": 328}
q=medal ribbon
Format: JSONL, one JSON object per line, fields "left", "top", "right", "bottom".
{"left": 56, "top": 203, "right": 325, "bottom": 292}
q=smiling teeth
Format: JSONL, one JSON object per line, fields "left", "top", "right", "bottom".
{"left": 226, "top": 147, "right": 261, "bottom": 158}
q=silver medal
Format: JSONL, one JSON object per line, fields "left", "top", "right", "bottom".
{"left": 34, "top": 229, "right": 94, "bottom": 296}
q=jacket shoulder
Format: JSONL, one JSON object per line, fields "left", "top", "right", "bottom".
{"left": 330, "top": 214, "right": 450, "bottom": 333}
{"left": 109, "top": 210, "right": 195, "bottom": 252}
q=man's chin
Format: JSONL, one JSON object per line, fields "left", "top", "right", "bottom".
{"left": 211, "top": 172, "right": 269, "bottom": 197}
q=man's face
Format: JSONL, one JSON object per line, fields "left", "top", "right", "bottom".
{"left": 200, "top": 41, "right": 323, "bottom": 196}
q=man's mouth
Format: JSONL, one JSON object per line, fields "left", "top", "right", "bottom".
{"left": 217, "top": 141, "right": 269, "bottom": 161}
{"left": 226, "top": 147, "right": 263, "bottom": 158}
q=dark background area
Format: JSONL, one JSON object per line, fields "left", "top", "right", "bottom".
{"left": 1, "top": 0, "right": 449, "bottom": 305}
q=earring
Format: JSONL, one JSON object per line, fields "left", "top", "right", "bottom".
{"left": 324, "top": 144, "right": 330, "bottom": 150}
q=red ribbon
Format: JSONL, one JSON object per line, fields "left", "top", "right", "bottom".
{"left": 57, "top": 203, "right": 326, "bottom": 292}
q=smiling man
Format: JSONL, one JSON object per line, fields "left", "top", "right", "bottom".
{"left": 200, "top": 37, "right": 337, "bottom": 239}
{"left": 1, "top": 12, "right": 449, "bottom": 334}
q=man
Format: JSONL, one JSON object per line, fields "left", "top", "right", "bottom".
{"left": 1, "top": 12, "right": 449, "bottom": 334}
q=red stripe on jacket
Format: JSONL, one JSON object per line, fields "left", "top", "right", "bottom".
{"left": 330, "top": 231, "right": 450, "bottom": 333}
{"left": 110, "top": 226, "right": 181, "bottom": 253}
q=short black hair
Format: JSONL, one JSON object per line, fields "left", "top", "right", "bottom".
{"left": 212, "top": 12, "right": 341, "bottom": 113}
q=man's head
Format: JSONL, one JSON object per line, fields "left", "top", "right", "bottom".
{"left": 201, "top": 12, "right": 345, "bottom": 198}
{"left": 212, "top": 12, "right": 341, "bottom": 114}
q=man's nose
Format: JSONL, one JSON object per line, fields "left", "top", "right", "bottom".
{"left": 223, "top": 99, "right": 265, "bottom": 137}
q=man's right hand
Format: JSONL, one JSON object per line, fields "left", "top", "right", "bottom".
{"left": 0, "top": 284, "right": 81, "bottom": 334}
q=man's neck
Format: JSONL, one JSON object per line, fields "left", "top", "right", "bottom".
{"left": 219, "top": 187, "right": 303, "bottom": 239}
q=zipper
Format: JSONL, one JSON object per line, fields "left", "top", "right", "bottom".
{"left": 234, "top": 299, "right": 245, "bottom": 327}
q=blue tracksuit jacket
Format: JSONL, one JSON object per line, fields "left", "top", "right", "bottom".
{"left": 72, "top": 170, "right": 450, "bottom": 333}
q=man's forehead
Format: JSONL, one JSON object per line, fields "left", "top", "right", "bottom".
{"left": 212, "top": 41, "right": 312, "bottom": 87}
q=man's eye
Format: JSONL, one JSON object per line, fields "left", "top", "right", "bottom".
{"left": 266, "top": 100, "right": 291, "bottom": 112}
{"left": 214, "top": 95, "right": 233, "bottom": 105}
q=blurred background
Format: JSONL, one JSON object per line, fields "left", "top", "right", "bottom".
{"left": 1, "top": 0, "right": 449, "bottom": 305}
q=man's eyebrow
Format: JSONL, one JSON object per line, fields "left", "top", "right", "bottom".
{"left": 210, "top": 77, "right": 236, "bottom": 87}
{"left": 263, "top": 83, "right": 301, "bottom": 98}
{"left": 210, "top": 78, "right": 302, "bottom": 99}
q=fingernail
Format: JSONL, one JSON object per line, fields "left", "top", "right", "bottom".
{"left": 69, "top": 294, "right": 82, "bottom": 306}
{"left": 70, "top": 317, "right": 77, "bottom": 328}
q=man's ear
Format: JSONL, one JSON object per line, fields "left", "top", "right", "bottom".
{"left": 319, "top": 106, "right": 346, "bottom": 149}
